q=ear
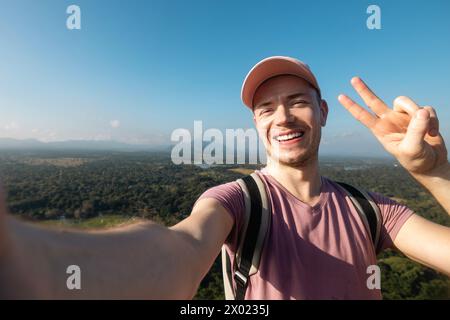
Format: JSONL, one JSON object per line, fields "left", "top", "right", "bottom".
{"left": 319, "top": 99, "right": 329, "bottom": 127}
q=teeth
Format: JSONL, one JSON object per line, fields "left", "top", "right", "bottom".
{"left": 275, "top": 132, "right": 304, "bottom": 141}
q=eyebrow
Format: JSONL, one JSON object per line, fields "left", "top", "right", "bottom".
{"left": 254, "top": 92, "right": 309, "bottom": 110}
{"left": 286, "top": 92, "right": 308, "bottom": 100}
{"left": 254, "top": 101, "right": 272, "bottom": 110}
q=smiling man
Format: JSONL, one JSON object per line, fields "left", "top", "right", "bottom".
{"left": 0, "top": 56, "right": 449, "bottom": 300}
{"left": 195, "top": 56, "right": 450, "bottom": 299}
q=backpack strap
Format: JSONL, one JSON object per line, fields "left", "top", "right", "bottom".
{"left": 221, "top": 172, "right": 271, "bottom": 300}
{"left": 222, "top": 248, "right": 234, "bottom": 299}
{"left": 336, "top": 181, "right": 382, "bottom": 252}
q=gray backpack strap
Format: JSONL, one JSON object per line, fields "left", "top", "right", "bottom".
{"left": 336, "top": 181, "right": 382, "bottom": 252}
{"left": 222, "top": 248, "right": 234, "bottom": 300}
{"left": 221, "top": 172, "right": 271, "bottom": 300}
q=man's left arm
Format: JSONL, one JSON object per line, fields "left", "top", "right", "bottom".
{"left": 393, "top": 162, "right": 450, "bottom": 276}
{"left": 410, "top": 162, "right": 450, "bottom": 214}
{"left": 338, "top": 77, "right": 450, "bottom": 275}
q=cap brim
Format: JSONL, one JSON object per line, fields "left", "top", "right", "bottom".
{"left": 241, "top": 56, "right": 320, "bottom": 109}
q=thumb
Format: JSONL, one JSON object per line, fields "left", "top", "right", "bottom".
{"left": 402, "top": 109, "right": 430, "bottom": 149}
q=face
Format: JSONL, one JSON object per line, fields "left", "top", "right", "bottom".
{"left": 252, "top": 75, "right": 328, "bottom": 167}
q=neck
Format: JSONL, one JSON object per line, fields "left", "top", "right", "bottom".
{"left": 264, "top": 154, "right": 322, "bottom": 206}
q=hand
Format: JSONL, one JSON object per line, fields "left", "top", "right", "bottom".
{"left": 0, "top": 183, "right": 51, "bottom": 299}
{"left": 338, "top": 77, "right": 448, "bottom": 175}
{"left": 0, "top": 183, "right": 36, "bottom": 299}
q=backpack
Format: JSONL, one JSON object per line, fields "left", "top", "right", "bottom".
{"left": 221, "top": 172, "right": 382, "bottom": 300}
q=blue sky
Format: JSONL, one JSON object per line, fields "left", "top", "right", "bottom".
{"left": 0, "top": 0, "right": 449, "bottom": 156}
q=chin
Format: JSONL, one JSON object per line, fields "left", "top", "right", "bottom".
{"left": 270, "top": 152, "right": 310, "bottom": 167}
{"left": 270, "top": 145, "right": 319, "bottom": 167}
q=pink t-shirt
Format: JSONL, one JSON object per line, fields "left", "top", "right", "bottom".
{"left": 197, "top": 169, "right": 414, "bottom": 300}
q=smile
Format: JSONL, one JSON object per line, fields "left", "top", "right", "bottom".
{"left": 273, "top": 131, "right": 305, "bottom": 142}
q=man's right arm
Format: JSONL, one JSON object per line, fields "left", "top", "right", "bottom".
{"left": 0, "top": 188, "right": 234, "bottom": 299}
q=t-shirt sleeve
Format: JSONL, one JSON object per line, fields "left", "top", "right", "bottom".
{"left": 367, "top": 191, "right": 415, "bottom": 252}
{"left": 194, "top": 181, "right": 245, "bottom": 250}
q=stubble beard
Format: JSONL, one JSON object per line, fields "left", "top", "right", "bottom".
{"left": 267, "top": 130, "right": 321, "bottom": 169}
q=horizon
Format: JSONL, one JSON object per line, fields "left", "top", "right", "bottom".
{"left": 0, "top": 136, "right": 397, "bottom": 161}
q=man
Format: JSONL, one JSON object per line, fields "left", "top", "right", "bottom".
{"left": 0, "top": 56, "right": 449, "bottom": 299}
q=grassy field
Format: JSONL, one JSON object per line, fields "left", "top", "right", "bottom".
{"left": 228, "top": 168, "right": 255, "bottom": 175}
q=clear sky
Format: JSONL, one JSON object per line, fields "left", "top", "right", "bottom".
{"left": 0, "top": 0, "right": 449, "bottom": 156}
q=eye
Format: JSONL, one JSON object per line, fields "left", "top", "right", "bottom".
{"left": 259, "top": 108, "right": 273, "bottom": 115}
{"left": 291, "top": 100, "right": 309, "bottom": 106}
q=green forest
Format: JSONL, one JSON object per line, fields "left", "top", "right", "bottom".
{"left": 0, "top": 150, "right": 448, "bottom": 299}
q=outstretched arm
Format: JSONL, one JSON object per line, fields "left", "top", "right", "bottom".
{"left": 0, "top": 185, "right": 233, "bottom": 299}
{"left": 338, "top": 77, "right": 450, "bottom": 275}
{"left": 2, "top": 216, "right": 197, "bottom": 299}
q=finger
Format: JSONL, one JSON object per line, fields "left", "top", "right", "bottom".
{"left": 338, "top": 94, "right": 377, "bottom": 129}
{"left": 393, "top": 96, "right": 420, "bottom": 117}
{"left": 423, "top": 106, "right": 439, "bottom": 137}
{"left": 393, "top": 97, "right": 440, "bottom": 137}
{"left": 402, "top": 109, "right": 430, "bottom": 150}
{"left": 350, "top": 77, "right": 390, "bottom": 117}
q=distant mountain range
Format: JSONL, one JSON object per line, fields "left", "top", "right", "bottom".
{"left": 0, "top": 138, "right": 171, "bottom": 152}
{"left": 0, "top": 137, "right": 397, "bottom": 160}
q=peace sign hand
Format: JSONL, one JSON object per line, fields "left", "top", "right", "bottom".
{"left": 338, "top": 77, "right": 448, "bottom": 175}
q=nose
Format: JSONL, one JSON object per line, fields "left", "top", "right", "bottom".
{"left": 274, "top": 104, "right": 294, "bottom": 126}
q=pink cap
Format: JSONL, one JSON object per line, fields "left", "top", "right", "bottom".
{"left": 241, "top": 56, "right": 321, "bottom": 109}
